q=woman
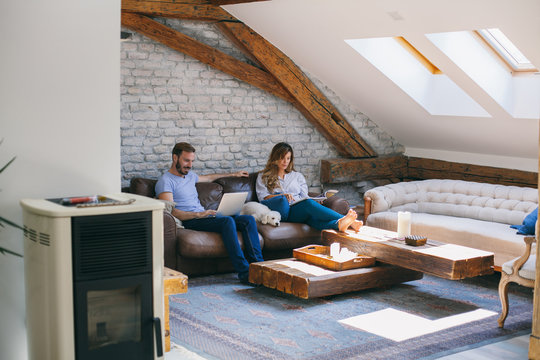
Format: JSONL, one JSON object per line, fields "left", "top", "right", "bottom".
{"left": 256, "top": 142, "right": 362, "bottom": 232}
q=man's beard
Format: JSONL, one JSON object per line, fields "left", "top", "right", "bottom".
{"left": 176, "top": 160, "right": 190, "bottom": 175}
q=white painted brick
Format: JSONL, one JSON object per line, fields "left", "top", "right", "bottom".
{"left": 195, "top": 104, "right": 212, "bottom": 112}
{"left": 132, "top": 112, "right": 159, "bottom": 121}
{"left": 220, "top": 129, "right": 234, "bottom": 137}
{"left": 123, "top": 138, "right": 144, "bottom": 146}
{"left": 122, "top": 43, "right": 138, "bottom": 51}
{"left": 120, "top": 21, "right": 402, "bottom": 205}
{"left": 205, "top": 128, "right": 219, "bottom": 136}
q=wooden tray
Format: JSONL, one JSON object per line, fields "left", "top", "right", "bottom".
{"left": 293, "top": 245, "right": 375, "bottom": 271}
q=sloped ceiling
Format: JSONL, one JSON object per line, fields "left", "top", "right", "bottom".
{"left": 224, "top": 0, "right": 540, "bottom": 171}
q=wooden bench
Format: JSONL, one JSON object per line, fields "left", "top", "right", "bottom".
{"left": 163, "top": 267, "right": 188, "bottom": 352}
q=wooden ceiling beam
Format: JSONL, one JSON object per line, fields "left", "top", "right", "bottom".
{"left": 122, "top": 0, "right": 236, "bottom": 21}
{"left": 210, "top": 0, "right": 270, "bottom": 5}
{"left": 217, "top": 21, "right": 376, "bottom": 158}
{"left": 321, "top": 155, "right": 407, "bottom": 183}
{"left": 122, "top": 13, "right": 294, "bottom": 103}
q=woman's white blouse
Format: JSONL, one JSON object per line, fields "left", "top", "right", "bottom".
{"left": 256, "top": 171, "right": 309, "bottom": 203}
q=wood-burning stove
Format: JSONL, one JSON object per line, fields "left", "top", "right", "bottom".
{"left": 21, "top": 194, "right": 164, "bottom": 360}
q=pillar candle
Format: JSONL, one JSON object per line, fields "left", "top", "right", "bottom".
{"left": 397, "top": 211, "right": 411, "bottom": 238}
{"left": 330, "top": 242, "right": 340, "bottom": 257}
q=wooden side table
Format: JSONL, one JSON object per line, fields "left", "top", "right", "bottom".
{"left": 163, "top": 267, "right": 188, "bottom": 352}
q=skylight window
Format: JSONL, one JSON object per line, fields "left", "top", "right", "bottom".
{"left": 395, "top": 37, "right": 442, "bottom": 75}
{"left": 477, "top": 28, "right": 537, "bottom": 72}
{"left": 345, "top": 37, "right": 490, "bottom": 117}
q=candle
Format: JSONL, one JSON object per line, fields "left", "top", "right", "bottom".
{"left": 330, "top": 242, "right": 340, "bottom": 258}
{"left": 397, "top": 211, "right": 411, "bottom": 238}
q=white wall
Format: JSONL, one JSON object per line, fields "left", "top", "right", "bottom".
{"left": 0, "top": 1, "right": 120, "bottom": 359}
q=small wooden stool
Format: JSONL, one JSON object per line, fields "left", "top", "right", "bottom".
{"left": 163, "top": 267, "right": 188, "bottom": 352}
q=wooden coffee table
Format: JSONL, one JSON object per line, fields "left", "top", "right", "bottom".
{"left": 322, "top": 226, "right": 494, "bottom": 280}
{"left": 249, "top": 258, "right": 423, "bottom": 299}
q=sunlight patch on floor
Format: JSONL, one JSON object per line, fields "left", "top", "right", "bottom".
{"left": 339, "top": 307, "right": 497, "bottom": 342}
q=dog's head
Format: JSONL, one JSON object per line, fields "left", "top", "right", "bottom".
{"left": 263, "top": 211, "right": 281, "bottom": 227}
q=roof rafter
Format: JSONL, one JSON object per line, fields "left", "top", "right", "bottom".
{"left": 121, "top": 13, "right": 294, "bottom": 103}
{"left": 121, "top": 0, "right": 376, "bottom": 158}
{"left": 122, "top": 0, "right": 236, "bottom": 21}
{"left": 217, "top": 21, "right": 375, "bottom": 157}
{"left": 210, "top": 0, "right": 270, "bottom": 5}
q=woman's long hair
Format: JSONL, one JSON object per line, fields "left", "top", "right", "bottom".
{"left": 261, "top": 142, "right": 295, "bottom": 193}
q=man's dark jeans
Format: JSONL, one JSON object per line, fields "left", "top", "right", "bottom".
{"left": 182, "top": 215, "right": 264, "bottom": 281}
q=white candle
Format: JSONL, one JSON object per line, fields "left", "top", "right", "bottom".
{"left": 330, "top": 242, "right": 340, "bottom": 257}
{"left": 397, "top": 211, "right": 411, "bottom": 238}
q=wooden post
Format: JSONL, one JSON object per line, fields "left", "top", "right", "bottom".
{"left": 529, "top": 126, "right": 540, "bottom": 359}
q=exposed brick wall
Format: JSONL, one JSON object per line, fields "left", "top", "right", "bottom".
{"left": 120, "top": 19, "right": 403, "bottom": 205}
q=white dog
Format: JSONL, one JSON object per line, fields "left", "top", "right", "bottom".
{"left": 240, "top": 202, "right": 281, "bottom": 226}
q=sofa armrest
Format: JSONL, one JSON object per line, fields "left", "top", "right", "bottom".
{"left": 163, "top": 211, "right": 178, "bottom": 270}
{"left": 322, "top": 196, "right": 349, "bottom": 215}
{"left": 512, "top": 236, "right": 536, "bottom": 274}
{"left": 363, "top": 187, "right": 393, "bottom": 214}
{"left": 363, "top": 196, "right": 373, "bottom": 224}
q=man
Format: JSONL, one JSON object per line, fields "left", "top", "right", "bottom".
{"left": 155, "top": 142, "right": 263, "bottom": 284}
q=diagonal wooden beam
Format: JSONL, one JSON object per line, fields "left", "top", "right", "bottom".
{"left": 210, "top": 0, "right": 269, "bottom": 5}
{"left": 122, "top": 0, "right": 236, "bottom": 21}
{"left": 217, "top": 21, "right": 376, "bottom": 158}
{"left": 121, "top": 12, "right": 294, "bottom": 103}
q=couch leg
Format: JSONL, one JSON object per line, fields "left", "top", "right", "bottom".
{"left": 498, "top": 274, "right": 511, "bottom": 328}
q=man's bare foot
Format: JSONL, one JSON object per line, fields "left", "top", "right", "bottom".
{"left": 349, "top": 220, "right": 363, "bottom": 232}
{"left": 337, "top": 209, "right": 357, "bottom": 232}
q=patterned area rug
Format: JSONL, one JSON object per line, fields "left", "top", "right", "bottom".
{"left": 169, "top": 272, "right": 532, "bottom": 360}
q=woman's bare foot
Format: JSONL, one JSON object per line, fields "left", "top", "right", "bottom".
{"left": 349, "top": 220, "right": 363, "bottom": 232}
{"left": 337, "top": 209, "right": 357, "bottom": 232}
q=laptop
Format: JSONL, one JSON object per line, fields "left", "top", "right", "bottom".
{"left": 216, "top": 192, "right": 249, "bottom": 216}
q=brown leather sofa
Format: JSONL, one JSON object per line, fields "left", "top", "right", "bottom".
{"left": 127, "top": 173, "right": 350, "bottom": 276}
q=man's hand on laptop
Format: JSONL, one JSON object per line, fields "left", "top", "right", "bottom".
{"left": 199, "top": 210, "right": 217, "bottom": 218}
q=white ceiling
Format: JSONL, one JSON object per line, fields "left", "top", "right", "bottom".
{"left": 224, "top": 0, "right": 540, "bottom": 170}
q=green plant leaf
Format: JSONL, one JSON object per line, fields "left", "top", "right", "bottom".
{"left": 0, "top": 156, "right": 16, "bottom": 174}
{"left": 0, "top": 216, "right": 24, "bottom": 231}
{"left": 0, "top": 246, "right": 22, "bottom": 257}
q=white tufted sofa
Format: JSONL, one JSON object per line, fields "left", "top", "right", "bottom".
{"left": 363, "top": 179, "right": 538, "bottom": 267}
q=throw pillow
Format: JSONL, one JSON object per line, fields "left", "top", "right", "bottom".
{"left": 510, "top": 207, "right": 538, "bottom": 235}
{"left": 261, "top": 195, "right": 290, "bottom": 221}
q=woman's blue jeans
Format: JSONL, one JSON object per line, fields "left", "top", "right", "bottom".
{"left": 182, "top": 215, "right": 263, "bottom": 280}
{"left": 288, "top": 199, "right": 342, "bottom": 230}
{"left": 261, "top": 195, "right": 342, "bottom": 230}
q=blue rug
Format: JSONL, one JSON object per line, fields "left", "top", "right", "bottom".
{"left": 169, "top": 272, "right": 533, "bottom": 360}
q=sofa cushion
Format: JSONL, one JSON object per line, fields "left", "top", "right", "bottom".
{"left": 502, "top": 254, "right": 537, "bottom": 279}
{"left": 130, "top": 177, "right": 157, "bottom": 198}
{"left": 176, "top": 228, "right": 264, "bottom": 258}
{"left": 196, "top": 182, "right": 224, "bottom": 210}
{"left": 256, "top": 223, "right": 322, "bottom": 251}
{"left": 367, "top": 211, "right": 529, "bottom": 267}
{"left": 511, "top": 207, "right": 538, "bottom": 235}
{"left": 214, "top": 173, "right": 259, "bottom": 202}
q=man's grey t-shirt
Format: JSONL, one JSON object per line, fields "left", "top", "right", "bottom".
{"left": 155, "top": 171, "right": 205, "bottom": 212}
